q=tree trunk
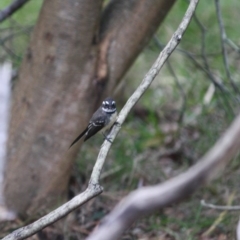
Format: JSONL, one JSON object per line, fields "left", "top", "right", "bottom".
{"left": 4, "top": 0, "right": 176, "bottom": 217}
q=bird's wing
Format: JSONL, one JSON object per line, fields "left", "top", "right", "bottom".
{"left": 84, "top": 117, "right": 105, "bottom": 142}
{"left": 69, "top": 127, "right": 88, "bottom": 148}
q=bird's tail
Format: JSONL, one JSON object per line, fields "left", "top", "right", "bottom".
{"left": 69, "top": 128, "right": 88, "bottom": 148}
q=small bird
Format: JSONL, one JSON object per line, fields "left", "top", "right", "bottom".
{"left": 69, "top": 97, "right": 117, "bottom": 148}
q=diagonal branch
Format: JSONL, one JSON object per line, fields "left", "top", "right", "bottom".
{"left": 2, "top": 185, "right": 103, "bottom": 240}
{"left": 0, "top": 0, "right": 31, "bottom": 23}
{"left": 89, "top": 0, "right": 199, "bottom": 186}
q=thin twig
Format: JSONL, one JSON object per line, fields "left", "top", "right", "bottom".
{"left": 0, "top": 0, "right": 31, "bottom": 23}
{"left": 202, "top": 193, "right": 235, "bottom": 237}
{"left": 157, "top": 42, "right": 229, "bottom": 96}
{"left": 153, "top": 36, "right": 186, "bottom": 123}
{"left": 0, "top": 26, "right": 33, "bottom": 45}
{"left": 193, "top": 13, "right": 208, "bottom": 72}
{"left": 225, "top": 38, "right": 240, "bottom": 54}
{"left": 0, "top": 26, "right": 33, "bottom": 60}
{"left": 215, "top": 0, "right": 240, "bottom": 94}
{"left": 201, "top": 199, "right": 240, "bottom": 211}
{"left": 193, "top": 12, "right": 237, "bottom": 114}
{"left": 158, "top": 42, "right": 236, "bottom": 116}
{"left": 193, "top": 13, "right": 220, "bottom": 88}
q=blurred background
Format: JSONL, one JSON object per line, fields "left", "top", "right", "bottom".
{"left": 0, "top": 0, "right": 240, "bottom": 239}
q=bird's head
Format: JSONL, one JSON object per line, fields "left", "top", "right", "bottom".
{"left": 102, "top": 97, "right": 116, "bottom": 113}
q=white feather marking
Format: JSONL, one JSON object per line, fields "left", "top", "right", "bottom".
{"left": 102, "top": 107, "right": 116, "bottom": 113}
{"left": 100, "top": 111, "right": 117, "bottom": 133}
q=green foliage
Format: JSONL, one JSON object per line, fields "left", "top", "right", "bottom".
{"left": 0, "top": 0, "right": 42, "bottom": 25}
{"left": 0, "top": 1, "right": 42, "bottom": 65}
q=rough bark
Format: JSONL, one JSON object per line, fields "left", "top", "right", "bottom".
{"left": 4, "top": 0, "right": 103, "bottom": 217}
{"left": 4, "top": 0, "right": 176, "bottom": 217}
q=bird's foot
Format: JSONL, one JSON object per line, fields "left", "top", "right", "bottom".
{"left": 114, "top": 121, "right": 121, "bottom": 127}
{"left": 103, "top": 133, "right": 113, "bottom": 143}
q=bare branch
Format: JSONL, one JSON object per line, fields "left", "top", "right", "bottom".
{"left": 0, "top": 0, "right": 31, "bottom": 23}
{"left": 193, "top": 14, "right": 219, "bottom": 86}
{"left": 156, "top": 42, "right": 233, "bottom": 101}
{"left": 202, "top": 193, "right": 235, "bottom": 237}
{"left": 176, "top": 46, "right": 237, "bottom": 116}
{"left": 89, "top": 0, "right": 199, "bottom": 186}
{"left": 225, "top": 38, "right": 240, "bottom": 54}
{"left": 153, "top": 36, "right": 186, "bottom": 123}
{"left": 2, "top": 184, "right": 103, "bottom": 240}
{"left": 201, "top": 199, "right": 240, "bottom": 211}
{"left": 192, "top": 12, "right": 237, "bottom": 114}
{"left": 190, "top": 11, "right": 240, "bottom": 118}
{"left": 0, "top": 26, "right": 33, "bottom": 60}
{"left": 215, "top": 0, "right": 240, "bottom": 94}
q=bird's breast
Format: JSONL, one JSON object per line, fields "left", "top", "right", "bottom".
{"left": 100, "top": 111, "right": 117, "bottom": 133}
